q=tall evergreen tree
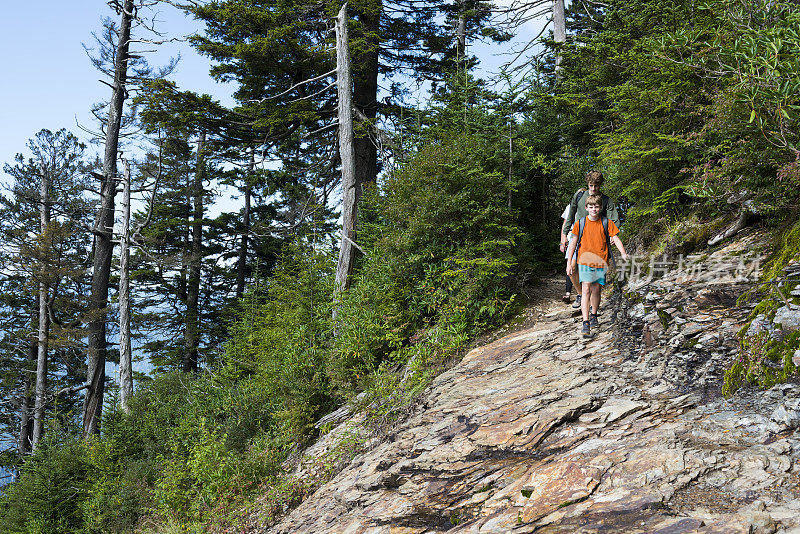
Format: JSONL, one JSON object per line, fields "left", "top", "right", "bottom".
{"left": 184, "top": 0, "right": 507, "bottom": 270}
{"left": 81, "top": 0, "right": 177, "bottom": 435}
{"left": 0, "top": 129, "right": 91, "bottom": 455}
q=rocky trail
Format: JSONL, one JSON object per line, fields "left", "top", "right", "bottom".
{"left": 266, "top": 232, "right": 800, "bottom": 533}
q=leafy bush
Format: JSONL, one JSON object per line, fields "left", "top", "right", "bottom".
{"left": 331, "top": 132, "right": 520, "bottom": 393}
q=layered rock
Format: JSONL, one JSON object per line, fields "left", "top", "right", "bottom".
{"left": 265, "top": 232, "right": 800, "bottom": 533}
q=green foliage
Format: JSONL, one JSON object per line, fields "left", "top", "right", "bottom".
{"left": 80, "top": 437, "right": 151, "bottom": 534}
{"left": 758, "top": 219, "right": 800, "bottom": 284}
{"left": 723, "top": 331, "right": 800, "bottom": 396}
{"left": 331, "top": 132, "right": 520, "bottom": 394}
{"left": 554, "top": 0, "right": 800, "bottom": 225}
{"left": 0, "top": 437, "right": 91, "bottom": 534}
{"left": 223, "top": 240, "right": 335, "bottom": 442}
{"left": 694, "top": 0, "right": 800, "bottom": 153}
{"left": 382, "top": 134, "right": 519, "bottom": 324}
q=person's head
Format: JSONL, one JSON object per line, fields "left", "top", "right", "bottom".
{"left": 586, "top": 170, "right": 604, "bottom": 195}
{"left": 586, "top": 193, "right": 603, "bottom": 220}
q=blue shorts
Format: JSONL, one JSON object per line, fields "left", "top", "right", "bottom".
{"left": 578, "top": 265, "right": 606, "bottom": 285}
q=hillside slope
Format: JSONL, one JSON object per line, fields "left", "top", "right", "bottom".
{"left": 261, "top": 231, "right": 800, "bottom": 533}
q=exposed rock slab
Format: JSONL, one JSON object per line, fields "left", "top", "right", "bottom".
{"left": 265, "top": 234, "right": 800, "bottom": 534}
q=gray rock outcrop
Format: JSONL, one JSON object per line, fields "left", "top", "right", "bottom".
{"left": 263, "top": 233, "right": 800, "bottom": 534}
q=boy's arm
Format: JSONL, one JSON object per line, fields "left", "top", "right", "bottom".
{"left": 611, "top": 234, "right": 628, "bottom": 260}
{"left": 566, "top": 236, "right": 578, "bottom": 274}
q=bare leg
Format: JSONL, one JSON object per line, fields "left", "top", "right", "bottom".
{"left": 564, "top": 265, "right": 573, "bottom": 300}
{"left": 581, "top": 282, "right": 592, "bottom": 322}
{"left": 590, "top": 283, "right": 601, "bottom": 315}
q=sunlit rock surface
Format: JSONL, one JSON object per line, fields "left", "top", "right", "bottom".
{"left": 266, "top": 233, "right": 800, "bottom": 533}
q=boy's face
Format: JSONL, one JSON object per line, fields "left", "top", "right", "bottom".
{"left": 587, "top": 182, "right": 600, "bottom": 195}
{"left": 586, "top": 202, "right": 601, "bottom": 220}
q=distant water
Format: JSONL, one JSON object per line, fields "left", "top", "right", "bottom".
{"left": 0, "top": 466, "right": 14, "bottom": 492}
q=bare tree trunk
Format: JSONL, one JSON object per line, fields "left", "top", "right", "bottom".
{"left": 333, "top": 0, "right": 380, "bottom": 297}
{"left": 334, "top": 4, "right": 358, "bottom": 295}
{"left": 83, "top": 0, "right": 134, "bottom": 437}
{"left": 32, "top": 164, "right": 51, "bottom": 450}
{"left": 456, "top": 1, "right": 467, "bottom": 66}
{"left": 119, "top": 160, "right": 133, "bottom": 412}
{"left": 184, "top": 131, "right": 205, "bottom": 373}
{"left": 236, "top": 150, "right": 254, "bottom": 299}
{"left": 553, "top": 0, "right": 566, "bottom": 74}
{"left": 508, "top": 118, "right": 513, "bottom": 209}
{"left": 18, "top": 340, "right": 36, "bottom": 456}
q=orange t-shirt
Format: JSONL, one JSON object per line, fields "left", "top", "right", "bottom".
{"left": 571, "top": 217, "right": 619, "bottom": 268}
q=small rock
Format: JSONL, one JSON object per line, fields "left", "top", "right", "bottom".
{"left": 644, "top": 311, "right": 659, "bottom": 322}
{"left": 697, "top": 333, "right": 718, "bottom": 346}
{"left": 785, "top": 259, "right": 800, "bottom": 275}
{"left": 773, "top": 304, "right": 800, "bottom": 332}
{"left": 682, "top": 322, "right": 705, "bottom": 337}
{"left": 791, "top": 285, "right": 800, "bottom": 297}
{"left": 669, "top": 334, "right": 686, "bottom": 348}
{"left": 793, "top": 349, "right": 800, "bottom": 368}
{"left": 766, "top": 439, "right": 791, "bottom": 455}
{"left": 745, "top": 511, "right": 776, "bottom": 534}
{"left": 647, "top": 382, "right": 669, "bottom": 395}
{"left": 770, "top": 401, "right": 800, "bottom": 430}
{"left": 768, "top": 383, "right": 796, "bottom": 395}
{"left": 643, "top": 327, "right": 656, "bottom": 348}
{"left": 747, "top": 314, "right": 774, "bottom": 337}
{"left": 628, "top": 302, "right": 647, "bottom": 320}
{"left": 596, "top": 399, "right": 648, "bottom": 423}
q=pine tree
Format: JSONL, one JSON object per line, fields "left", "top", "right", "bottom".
{"left": 81, "top": 0, "right": 178, "bottom": 435}
{"left": 0, "top": 129, "right": 91, "bottom": 455}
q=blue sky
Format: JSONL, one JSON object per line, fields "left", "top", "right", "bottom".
{"left": 0, "top": 1, "right": 232, "bottom": 172}
{"left": 0, "top": 2, "right": 551, "bottom": 175}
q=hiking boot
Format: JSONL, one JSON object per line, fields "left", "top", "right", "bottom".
{"left": 562, "top": 293, "right": 572, "bottom": 303}
{"left": 582, "top": 320, "right": 591, "bottom": 338}
{"left": 572, "top": 295, "right": 582, "bottom": 309}
{"left": 589, "top": 313, "right": 599, "bottom": 328}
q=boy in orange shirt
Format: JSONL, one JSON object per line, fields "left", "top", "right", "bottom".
{"left": 565, "top": 194, "right": 629, "bottom": 338}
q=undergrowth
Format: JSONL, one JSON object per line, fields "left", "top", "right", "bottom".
{"left": 722, "top": 219, "right": 800, "bottom": 396}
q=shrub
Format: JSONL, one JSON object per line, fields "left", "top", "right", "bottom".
{"left": 330, "top": 132, "right": 520, "bottom": 393}
{"left": 0, "top": 438, "right": 91, "bottom": 534}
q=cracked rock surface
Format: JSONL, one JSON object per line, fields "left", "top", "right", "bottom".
{"left": 266, "top": 233, "right": 800, "bottom": 533}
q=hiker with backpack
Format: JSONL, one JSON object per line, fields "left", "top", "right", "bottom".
{"left": 560, "top": 203, "right": 576, "bottom": 302}
{"left": 561, "top": 170, "right": 621, "bottom": 309}
{"left": 565, "top": 194, "right": 628, "bottom": 339}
